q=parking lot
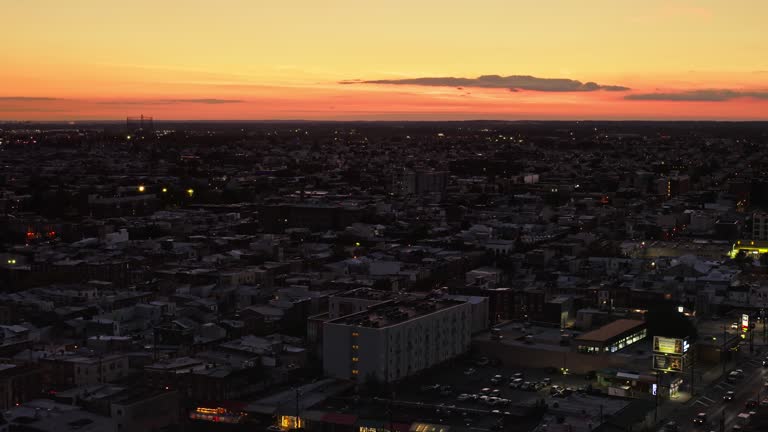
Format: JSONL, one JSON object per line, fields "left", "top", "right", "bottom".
{"left": 390, "top": 357, "right": 609, "bottom": 414}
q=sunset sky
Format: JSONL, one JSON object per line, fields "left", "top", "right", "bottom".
{"left": 2, "top": 0, "right": 768, "bottom": 121}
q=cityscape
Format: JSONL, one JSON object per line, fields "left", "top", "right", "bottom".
{"left": 3, "top": 2, "right": 768, "bottom": 432}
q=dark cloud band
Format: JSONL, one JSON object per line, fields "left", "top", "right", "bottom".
{"left": 340, "top": 74, "right": 630, "bottom": 92}
{"left": 626, "top": 89, "right": 768, "bottom": 102}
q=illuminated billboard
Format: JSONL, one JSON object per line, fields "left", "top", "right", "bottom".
{"left": 653, "top": 336, "right": 688, "bottom": 355}
{"left": 742, "top": 314, "right": 749, "bottom": 332}
{"left": 653, "top": 354, "right": 684, "bottom": 372}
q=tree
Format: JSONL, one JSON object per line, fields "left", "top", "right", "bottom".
{"left": 645, "top": 303, "right": 697, "bottom": 340}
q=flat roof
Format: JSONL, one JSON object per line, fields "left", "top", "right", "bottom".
{"left": 575, "top": 319, "right": 645, "bottom": 343}
{"left": 328, "top": 298, "right": 465, "bottom": 328}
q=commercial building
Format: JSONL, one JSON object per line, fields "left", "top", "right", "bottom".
{"left": 574, "top": 319, "right": 647, "bottom": 354}
{"left": 323, "top": 296, "right": 479, "bottom": 382}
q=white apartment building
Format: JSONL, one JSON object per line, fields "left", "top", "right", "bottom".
{"left": 323, "top": 297, "right": 476, "bottom": 382}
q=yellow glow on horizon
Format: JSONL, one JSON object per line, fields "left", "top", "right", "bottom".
{"left": 2, "top": 1, "right": 768, "bottom": 120}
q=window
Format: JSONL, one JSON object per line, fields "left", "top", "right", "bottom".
{"left": 352, "top": 357, "right": 359, "bottom": 362}
{"left": 352, "top": 369, "right": 359, "bottom": 375}
{"left": 352, "top": 332, "right": 359, "bottom": 337}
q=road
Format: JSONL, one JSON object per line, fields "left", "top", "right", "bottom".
{"left": 663, "top": 351, "right": 767, "bottom": 432}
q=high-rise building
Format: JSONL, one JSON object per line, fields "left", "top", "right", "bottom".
{"left": 753, "top": 211, "right": 768, "bottom": 240}
{"left": 126, "top": 115, "right": 154, "bottom": 138}
{"left": 391, "top": 169, "right": 447, "bottom": 196}
{"left": 322, "top": 296, "right": 480, "bottom": 382}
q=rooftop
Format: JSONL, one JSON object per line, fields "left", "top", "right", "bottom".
{"left": 328, "top": 297, "right": 466, "bottom": 328}
{"left": 575, "top": 319, "right": 645, "bottom": 343}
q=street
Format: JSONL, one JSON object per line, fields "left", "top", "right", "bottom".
{"left": 661, "top": 350, "right": 767, "bottom": 432}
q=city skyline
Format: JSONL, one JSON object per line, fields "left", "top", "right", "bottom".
{"left": 3, "top": 0, "right": 768, "bottom": 120}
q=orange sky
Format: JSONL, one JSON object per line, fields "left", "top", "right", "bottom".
{"left": 2, "top": 0, "right": 768, "bottom": 120}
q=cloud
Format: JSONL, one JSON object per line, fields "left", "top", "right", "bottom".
{"left": 0, "top": 96, "right": 62, "bottom": 101}
{"left": 340, "top": 74, "right": 630, "bottom": 92}
{"left": 98, "top": 98, "right": 244, "bottom": 105}
{"left": 625, "top": 89, "right": 768, "bottom": 102}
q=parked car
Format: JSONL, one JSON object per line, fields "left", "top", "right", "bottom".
{"left": 693, "top": 413, "right": 706, "bottom": 425}
{"left": 662, "top": 421, "right": 679, "bottom": 432}
{"left": 457, "top": 394, "right": 470, "bottom": 401}
{"left": 724, "top": 391, "right": 735, "bottom": 401}
{"left": 464, "top": 368, "right": 477, "bottom": 375}
{"left": 509, "top": 378, "right": 523, "bottom": 389}
{"left": 491, "top": 375, "right": 504, "bottom": 384}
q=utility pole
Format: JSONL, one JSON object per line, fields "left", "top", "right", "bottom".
{"left": 654, "top": 373, "right": 660, "bottom": 423}
{"left": 690, "top": 346, "right": 695, "bottom": 397}
{"left": 723, "top": 325, "right": 727, "bottom": 376}
{"left": 720, "top": 409, "right": 725, "bottom": 432}
{"left": 600, "top": 404, "right": 603, "bottom": 425}
{"left": 294, "top": 387, "right": 301, "bottom": 430}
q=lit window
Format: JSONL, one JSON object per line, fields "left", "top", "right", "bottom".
{"left": 352, "top": 369, "right": 359, "bottom": 375}
{"left": 352, "top": 345, "right": 359, "bottom": 350}
{"left": 352, "top": 332, "right": 359, "bottom": 337}
{"left": 352, "top": 357, "right": 359, "bottom": 362}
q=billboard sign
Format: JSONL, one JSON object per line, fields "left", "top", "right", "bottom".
{"left": 742, "top": 314, "right": 749, "bottom": 332}
{"left": 653, "top": 336, "right": 688, "bottom": 354}
{"left": 653, "top": 354, "right": 684, "bottom": 373}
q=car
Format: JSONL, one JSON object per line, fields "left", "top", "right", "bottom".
{"left": 760, "top": 398, "right": 768, "bottom": 407}
{"left": 763, "top": 358, "right": 768, "bottom": 367}
{"left": 662, "top": 421, "right": 679, "bottom": 432}
{"left": 480, "top": 387, "right": 491, "bottom": 394}
{"left": 534, "top": 382, "right": 545, "bottom": 390}
{"left": 457, "top": 394, "right": 470, "bottom": 401}
{"left": 552, "top": 390, "right": 567, "bottom": 398}
{"left": 542, "top": 378, "right": 552, "bottom": 385}
{"left": 724, "top": 391, "right": 735, "bottom": 401}
{"left": 491, "top": 389, "right": 501, "bottom": 396}
{"left": 512, "top": 372, "right": 524, "bottom": 379}
{"left": 550, "top": 385, "right": 562, "bottom": 395}
{"left": 464, "top": 368, "right": 477, "bottom": 375}
{"left": 491, "top": 375, "right": 503, "bottom": 384}
{"left": 735, "top": 369, "right": 745, "bottom": 376}
{"left": 746, "top": 400, "right": 758, "bottom": 410}
{"left": 520, "top": 382, "right": 533, "bottom": 391}
{"left": 693, "top": 413, "right": 706, "bottom": 425}
{"left": 421, "top": 384, "right": 440, "bottom": 392}
{"left": 509, "top": 378, "right": 523, "bottom": 389}
{"left": 731, "top": 322, "right": 739, "bottom": 329}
